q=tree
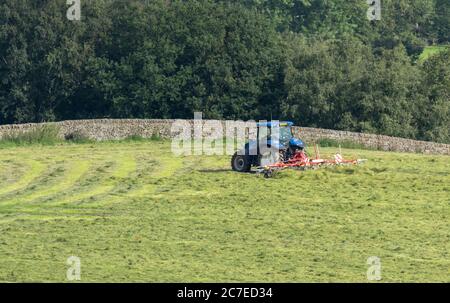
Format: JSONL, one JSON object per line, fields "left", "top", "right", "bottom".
{"left": 283, "top": 36, "right": 422, "bottom": 138}
{"left": 103, "top": 0, "right": 285, "bottom": 120}
{"left": 434, "top": 0, "right": 450, "bottom": 43}
{"left": 416, "top": 50, "right": 450, "bottom": 143}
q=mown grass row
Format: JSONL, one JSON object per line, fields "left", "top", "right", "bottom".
{"left": 0, "top": 144, "right": 176, "bottom": 212}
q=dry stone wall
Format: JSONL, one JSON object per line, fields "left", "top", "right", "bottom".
{"left": 292, "top": 127, "right": 450, "bottom": 155}
{"left": 0, "top": 119, "right": 449, "bottom": 155}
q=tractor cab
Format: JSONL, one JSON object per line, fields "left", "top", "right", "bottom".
{"left": 231, "top": 121, "right": 306, "bottom": 172}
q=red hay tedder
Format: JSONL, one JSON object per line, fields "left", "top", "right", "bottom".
{"left": 257, "top": 144, "right": 367, "bottom": 178}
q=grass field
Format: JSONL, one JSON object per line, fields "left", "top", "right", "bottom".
{"left": 419, "top": 45, "right": 449, "bottom": 62}
{"left": 0, "top": 140, "right": 449, "bottom": 282}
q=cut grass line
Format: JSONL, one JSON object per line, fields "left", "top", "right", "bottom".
{"left": 155, "top": 157, "right": 184, "bottom": 179}
{"left": 0, "top": 161, "right": 91, "bottom": 207}
{"left": 0, "top": 162, "right": 21, "bottom": 187}
{"left": 111, "top": 154, "right": 137, "bottom": 179}
{"left": 0, "top": 159, "right": 46, "bottom": 197}
{"left": 85, "top": 156, "right": 183, "bottom": 206}
{"left": 125, "top": 156, "right": 183, "bottom": 198}
{"left": 48, "top": 154, "right": 137, "bottom": 206}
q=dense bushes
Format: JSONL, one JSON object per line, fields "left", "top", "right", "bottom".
{"left": 0, "top": 0, "right": 449, "bottom": 143}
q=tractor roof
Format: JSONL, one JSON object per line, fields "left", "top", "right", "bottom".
{"left": 256, "top": 121, "right": 294, "bottom": 128}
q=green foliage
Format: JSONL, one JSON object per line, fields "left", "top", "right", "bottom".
{"left": 0, "top": 0, "right": 449, "bottom": 143}
{"left": 283, "top": 37, "right": 422, "bottom": 139}
{"left": 101, "top": 0, "right": 284, "bottom": 120}
{"left": 416, "top": 49, "right": 450, "bottom": 143}
{"left": 370, "top": 0, "right": 436, "bottom": 56}
{"left": 434, "top": 0, "right": 450, "bottom": 43}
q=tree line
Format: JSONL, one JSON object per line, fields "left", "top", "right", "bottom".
{"left": 0, "top": 0, "right": 449, "bottom": 143}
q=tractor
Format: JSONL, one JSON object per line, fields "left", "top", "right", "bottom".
{"left": 231, "top": 121, "right": 306, "bottom": 172}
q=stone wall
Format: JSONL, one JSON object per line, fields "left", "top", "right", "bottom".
{"left": 0, "top": 119, "right": 176, "bottom": 141}
{"left": 291, "top": 127, "right": 450, "bottom": 155}
{"left": 0, "top": 119, "right": 449, "bottom": 155}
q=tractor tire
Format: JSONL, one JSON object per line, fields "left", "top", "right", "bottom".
{"left": 231, "top": 152, "right": 251, "bottom": 173}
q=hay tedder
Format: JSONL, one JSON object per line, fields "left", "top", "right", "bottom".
{"left": 231, "top": 121, "right": 366, "bottom": 178}
{"left": 256, "top": 144, "right": 367, "bottom": 178}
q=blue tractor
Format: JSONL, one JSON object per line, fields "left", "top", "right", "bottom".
{"left": 231, "top": 121, "right": 306, "bottom": 172}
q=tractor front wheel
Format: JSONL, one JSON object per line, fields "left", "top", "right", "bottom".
{"left": 231, "top": 153, "right": 251, "bottom": 173}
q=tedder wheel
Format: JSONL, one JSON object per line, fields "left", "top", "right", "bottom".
{"left": 263, "top": 170, "right": 273, "bottom": 178}
{"left": 231, "top": 152, "right": 251, "bottom": 173}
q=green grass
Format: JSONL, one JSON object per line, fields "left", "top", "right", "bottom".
{"left": 419, "top": 45, "right": 449, "bottom": 62}
{"left": 0, "top": 125, "right": 61, "bottom": 147}
{"left": 0, "top": 126, "right": 164, "bottom": 148}
{"left": 0, "top": 141, "right": 449, "bottom": 282}
{"left": 317, "top": 138, "right": 370, "bottom": 150}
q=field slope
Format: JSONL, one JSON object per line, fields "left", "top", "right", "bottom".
{"left": 0, "top": 141, "right": 449, "bottom": 282}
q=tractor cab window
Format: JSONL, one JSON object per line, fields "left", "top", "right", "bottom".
{"left": 258, "top": 126, "right": 293, "bottom": 145}
{"left": 279, "top": 127, "right": 293, "bottom": 144}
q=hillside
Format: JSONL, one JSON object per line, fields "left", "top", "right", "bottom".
{"left": 0, "top": 141, "right": 449, "bottom": 282}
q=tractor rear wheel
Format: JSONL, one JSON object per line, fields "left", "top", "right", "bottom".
{"left": 231, "top": 153, "right": 251, "bottom": 172}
